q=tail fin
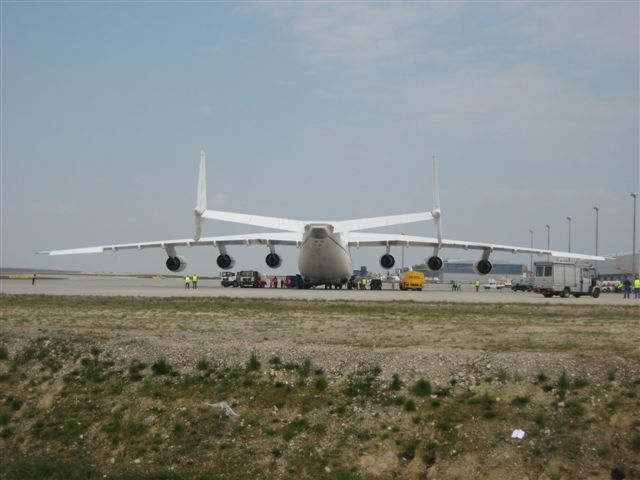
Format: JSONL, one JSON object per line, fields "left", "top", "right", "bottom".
{"left": 432, "top": 154, "right": 443, "bottom": 246}
{"left": 194, "top": 150, "right": 207, "bottom": 240}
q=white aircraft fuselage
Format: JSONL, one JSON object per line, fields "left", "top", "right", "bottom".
{"left": 298, "top": 224, "right": 352, "bottom": 285}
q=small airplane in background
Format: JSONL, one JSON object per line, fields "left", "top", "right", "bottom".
{"left": 38, "top": 151, "right": 604, "bottom": 287}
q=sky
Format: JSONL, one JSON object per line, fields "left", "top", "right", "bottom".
{"left": 1, "top": 1, "right": 639, "bottom": 275}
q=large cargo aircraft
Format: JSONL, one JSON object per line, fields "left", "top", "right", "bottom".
{"left": 38, "top": 152, "right": 604, "bottom": 287}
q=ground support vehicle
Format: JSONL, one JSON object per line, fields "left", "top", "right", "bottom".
{"left": 400, "top": 271, "right": 425, "bottom": 291}
{"left": 534, "top": 261, "right": 601, "bottom": 298}
{"left": 369, "top": 278, "right": 382, "bottom": 290}
{"left": 285, "top": 275, "right": 304, "bottom": 289}
{"left": 511, "top": 281, "right": 533, "bottom": 292}
{"left": 220, "top": 271, "right": 237, "bottom": 288}
{"left": 237, "top": 271, "right": 265, "bottom": 288}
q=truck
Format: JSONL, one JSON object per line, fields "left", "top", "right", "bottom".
{"left": 220, "top": 271, "right": 237, "bottom": 288}
{"left": 400, "top": 271, "right": 425, "bottom": 291}
{"left": 534, "top": 261, "right": 601, "bottom": 298}
{"left": 236, "top": 270, "right": 266, "bottom": 288}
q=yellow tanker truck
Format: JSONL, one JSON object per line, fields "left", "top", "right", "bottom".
{"left": 400, "top": 271, "right": 425, "bottom": 291}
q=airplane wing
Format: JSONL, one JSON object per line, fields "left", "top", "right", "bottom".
{"left": 36, "top": 232, "right": 303, "bottom": 256}
{"left": 346, "top": 232, "right": 606, "bottom": 262}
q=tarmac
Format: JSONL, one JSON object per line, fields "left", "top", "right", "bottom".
{"left": 0, "top": 274, "right": 634, "bottom": 305}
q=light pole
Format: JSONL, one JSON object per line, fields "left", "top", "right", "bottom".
{"left": 593, "top": 205, "right": 599, "bottom": 257}
{"left": 566, "top": 216, "right": 572, "bottom": 253}
{"left": 632, "top": 193, "right": 638, "bottom": 279}
{"left": 546, "top": 224, "right": 551, "bottom": 261}
{"left": 401, "top": 232, "right": 405, "bottom": 271}
{"left": 529, "top": 228, "right": 534, "bottom": 275}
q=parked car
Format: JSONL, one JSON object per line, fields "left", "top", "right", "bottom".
{"left": 511, "top": 281, "right": 533, "bottom": 292}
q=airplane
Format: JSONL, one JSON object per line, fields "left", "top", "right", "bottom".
{"left": 37, "top": 151, "right": 605, "bottom": 287}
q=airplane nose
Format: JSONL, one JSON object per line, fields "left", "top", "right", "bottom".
{"left": 310, "top": 226, "right": 329, "bottom": 239}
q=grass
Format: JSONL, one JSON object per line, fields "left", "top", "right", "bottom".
{"left": 511, "top": 396, "right": 530, "bottom": 407}
{"left": 246, "top": 353, "right": 261, "bottom": 372}
{"left": 315, "top": 376, "right": 329, "bottom": 391}
{"left": 151, "top": 358, "right": 172, "bottom": 376}
{"left": 411, "top": 378, "right": 432, "bottom": 397}
{"left": 389, "top": 373, "right": 403, "bottom": 391}
{"left": 343, "top": 366, "right": 381, "bottom": 397}
{"left": 1, "top": 296, "right": 639, "bottom": 479}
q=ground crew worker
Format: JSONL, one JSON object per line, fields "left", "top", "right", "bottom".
{"left": 185, "top": 275, "right": 191, "bottom": 290}
{"left": 475, "top": 279, "right": 480, "bottom": 292}
{"left": 32, "top": 272, "right": 37, "bottom": 286}
{"left": 634, "top": 277, "right": 640, "bottom": 299}
{"left": 622, "top": 277, "right": 631, "bottom": 299}
{"left": 192, "top": 274, "right": 198, "bottom": 289}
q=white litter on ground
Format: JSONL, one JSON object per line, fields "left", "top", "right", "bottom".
{"left": 203, "top": 401, "right": 239, "bottom": 418}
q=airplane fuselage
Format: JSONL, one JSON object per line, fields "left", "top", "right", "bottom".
{"left": 298, "top": 224, "right": 352, "bottom": 286}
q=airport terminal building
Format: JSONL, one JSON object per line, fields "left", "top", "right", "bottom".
{"left": 410, "top": 252, "right": 639, "bottom": 284}
{"left": 413, "top": 259, "right": 526, "bottom": 284}
{"left": 595, "top": 252, "right": 640, "bottom": 281}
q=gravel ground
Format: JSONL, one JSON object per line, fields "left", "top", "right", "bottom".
{"left": 1, "top": 292, "right": 638, "bottom": 480}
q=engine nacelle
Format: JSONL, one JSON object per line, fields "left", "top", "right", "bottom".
{"left": 474, "top": 260, "right": 492, "bottom": 275}
{"left": 380, "top": 254, "right": 395, "bottom": 269}
{"left": 216, "top": 254, "right": 236, "bottom": 270}
{"left": 166, "top": 255, "right": 187, "bottom": 273}
{"left": 426, "top": 255, "right": 443, "bottom": 272}
{"left": 265, "top": 253, "right": 282, "bottom": 269}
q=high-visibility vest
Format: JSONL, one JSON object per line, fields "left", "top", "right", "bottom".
{"left": 185, "top": 276, "right": 191, "bottom": 283}
{"left": 634, "top": 279, "right": 640, "bottom": 288}
{"left": 193, "top": 275, "right": 198, "bottom": 282}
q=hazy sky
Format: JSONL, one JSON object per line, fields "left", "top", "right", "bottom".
{"left": 2, "top": 2, "right": 639, "bottom": 275}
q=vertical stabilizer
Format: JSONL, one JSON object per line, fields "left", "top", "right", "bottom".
{"left": 194, "top": 150, "right": 207, "bottom": 240}
{"left": 432, "top": 154, "right": 443, "bottom": 246}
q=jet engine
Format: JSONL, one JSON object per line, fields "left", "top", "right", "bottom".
{"left": 265, "top": 253, "right": 282, "bottom": 269}
{"left": 216, "top": 254, "right": 236, "bottom": 270}
{"left": 474, "top": 260, "right": 492, "bottom": 275}
{"left": 166, "top": 256, "right": 187, "bottom": 273}
{"left": 380, "top": 254, "right": 395, "bottom": 269}
{"left": 426, "top": 255, "right": 443, "bottom": 272}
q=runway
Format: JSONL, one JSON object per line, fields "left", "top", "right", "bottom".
{"left": 0, "top": 274, "right": 632, "bottom": 305}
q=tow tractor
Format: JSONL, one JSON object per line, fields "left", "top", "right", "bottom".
{"left": 220, "top": 271, "right": 237, "bottom": 288}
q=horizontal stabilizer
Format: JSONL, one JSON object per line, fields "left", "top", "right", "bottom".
{"left": 333, "top": 212, "right": 433, "bottom": 233}
{"left": 200, "top": 209, "right": 306, "bottom": 232}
